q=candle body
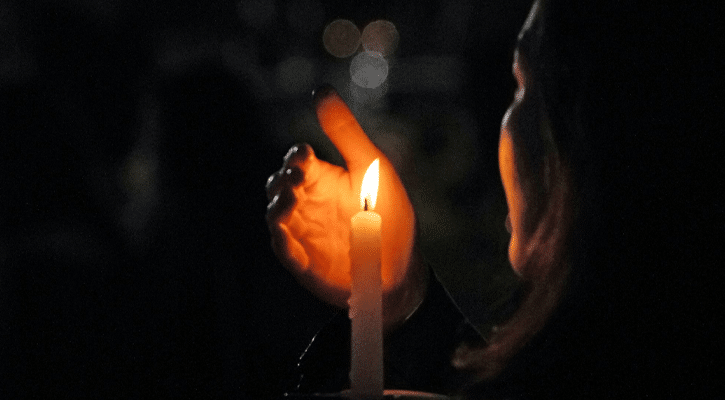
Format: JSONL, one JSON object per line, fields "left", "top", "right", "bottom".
{"left": 349, "top": 210, "right": 383, "bottom": 399}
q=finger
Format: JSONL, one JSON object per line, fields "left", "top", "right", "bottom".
{"left": 282, "top": 143, "right": 315, "bottom": 170}
{"left": 313, "top": 85, "right": 384, "bottom": 173}
{"left": 265, "top": 172, "right": 278, "bottom": 201}
{"left": 265, "top": 185, "right": 297, "bottom": 225}
{"left": 285, "top": 143, "right": 324, "bottom": 184}
{"left": 265, "top": 166, "right": 304, "bottom": 201}
{"left": 266, "top": 143, "right": 320, "bottom": 201}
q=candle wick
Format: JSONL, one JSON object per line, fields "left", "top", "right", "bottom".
{"left": 364, "top": 197, "right": 369, "bottom": 211}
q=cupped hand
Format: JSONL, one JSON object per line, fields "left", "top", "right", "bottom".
{"left": 266, "top": 85, "right": 426, "bottom": 329}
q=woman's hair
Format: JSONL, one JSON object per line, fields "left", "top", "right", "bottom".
{"left": 460, "top": 0, "right": 719, "bottom": 396}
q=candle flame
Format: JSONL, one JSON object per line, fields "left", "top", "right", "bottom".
{"left": 360, "top": 159, "right": 379, "bottom": 210}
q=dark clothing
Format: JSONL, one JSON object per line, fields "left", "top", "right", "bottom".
{"left": 284, "top": 268, "right": 666, "bottom": 399}
{"left": 288, "top": 273, "right": 484, "bottom": 396}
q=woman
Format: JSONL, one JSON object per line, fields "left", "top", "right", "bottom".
{"left": 266, "top": 0, "right": 718, "bottom": 397}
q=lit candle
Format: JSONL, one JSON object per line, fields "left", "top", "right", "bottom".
{"left": 349, "top": 158, "right": 384, "bottom": 399}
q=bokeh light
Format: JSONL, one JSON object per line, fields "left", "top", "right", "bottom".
{"left": 322, "top": 19, "right": 361, "bottom": 58}
{"left": 361, "top": 20, "right": 399, "bottom": 57}
{"left": 350, "top": 51, "right": 388, "bottom": 89}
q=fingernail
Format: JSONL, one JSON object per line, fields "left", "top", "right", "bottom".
{"left": 312, "top": 84, "right": 337, "bottom": 106}
{"left": 284, "top": 145, "right": 299, "bottom": 162}
{"left": 267, "top": 194, "right": 279, "bottom": 210}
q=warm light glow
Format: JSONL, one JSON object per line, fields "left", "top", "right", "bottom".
{"left": 360, "top": 158, "right": 380, "bottom": 210}
{"left": 323, "top": 19, "right": 361, "bottom": 58}
{"left": 361, "top": 20, "right": 399, "bottom": 57}
{"left": 350, "top": 51, "right": 389, "bottom": 89}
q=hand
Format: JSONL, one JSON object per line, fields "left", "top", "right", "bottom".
{"left": 266, "top": 85, "right": 427, "bottom": 330}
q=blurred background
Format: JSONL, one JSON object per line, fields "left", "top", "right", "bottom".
{"left": 1, "top": 0, "right": 532, "bottom": 397}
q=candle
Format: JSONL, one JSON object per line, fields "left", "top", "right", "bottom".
{"left": 349, "top": 158, "right": 384, "bottom": 399}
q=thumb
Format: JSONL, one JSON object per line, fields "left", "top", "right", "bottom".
{"left": 313, "top": 85, "right": 384, "bottom": 175}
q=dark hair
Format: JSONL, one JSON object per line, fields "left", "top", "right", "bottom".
{"left": 465, "top": 0, "right": 720, "bottom": 397}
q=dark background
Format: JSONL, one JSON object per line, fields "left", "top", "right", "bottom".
{"left": 1, "top": 0, "right": 533, "bottom": 397}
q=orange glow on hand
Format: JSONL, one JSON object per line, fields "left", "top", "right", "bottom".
{"left": 268, "top": 85, "right": 424, "bottom": 326}
{"left": 360, "top": 159, "right": 379, "bottom": 210}
{"left": 312, "top": 86, "right": 416, "bottom": 294}
{"left": 314, "top": 86, "right": 381, "bottom": 174}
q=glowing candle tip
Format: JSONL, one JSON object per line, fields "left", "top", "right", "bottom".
{"left": 360, "top": 159, "right": 380, "bottom": 211}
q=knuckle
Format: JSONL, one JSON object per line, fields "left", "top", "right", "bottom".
{"left": 285, "top": 166, "right": 304, "bottom": 186}
{"left": 300, "top": 143, "right": 316, "bottom": 161}
{"left": 284, "top": 143, "right": 315, "bottom": 168}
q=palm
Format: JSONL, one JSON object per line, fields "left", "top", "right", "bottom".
{"left": 290, "top": 161, "right": 357, "bottom": 297}
{"left": 267, "top": 86, "right": 426, "bottom": 324}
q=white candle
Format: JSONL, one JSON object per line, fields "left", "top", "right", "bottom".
{"left": 349, "top": 159, "right": 383, "bottom": 399}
